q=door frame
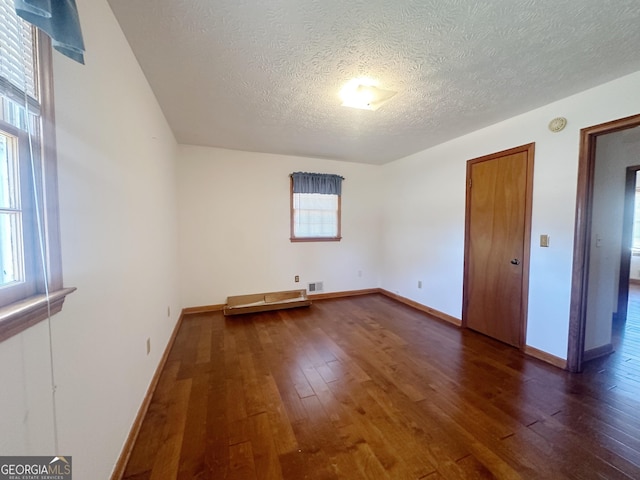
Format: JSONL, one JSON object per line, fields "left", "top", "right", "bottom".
{"left": 568, "top": 113, "right": 640, "bottom": 372}
{"left": 462, "top": 143, "right": 535, "bottom": 348}
{"left": 616, "top": 165, "right": 640, "bottom": 324}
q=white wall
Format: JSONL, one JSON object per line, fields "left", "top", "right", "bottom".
{"left": 0, "top": 1, "right": 181, "bottom": 480}
{"left": 585, "top": 129, "right": 640, "bottom": 350}
{"left": 177, "top": 146, "right": 382, "bottom": 307}
{"left": 379, "top": 71, "right": 640, "bottom": 360}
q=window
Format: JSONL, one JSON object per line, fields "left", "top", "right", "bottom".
{"left": 633, "top": 180, "right": 640, "bottom": 254}
{"left": 0, "top": 1, "right": 72, "bottom": 343}
{"left": 290, "top": 172, "right": 343, "bottom": 242}
{"left": 0, "top": 121, "right": 34, "bottom": 305}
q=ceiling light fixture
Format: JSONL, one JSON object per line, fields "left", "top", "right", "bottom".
{"left": 548, "top": 117, "right": 567, "bottom": 132}
{"left": 340, "top": 78, "right": 397, "bottom": 111}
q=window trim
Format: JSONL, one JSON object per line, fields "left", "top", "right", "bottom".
{"left": 0, "top": 30, "right": 74, "bottom": 343}
{"left": 289, "top": 177, "right": 342, "bottom": 242}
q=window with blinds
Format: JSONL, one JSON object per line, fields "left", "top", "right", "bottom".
{"left": 0, "top": 0, "right": 39, "bottom": 303}
{"left": 0, "top": 0, "right": 71, "bottom": 343}
{"left": 290, "top": 173, "right": 343, "bottom": 242}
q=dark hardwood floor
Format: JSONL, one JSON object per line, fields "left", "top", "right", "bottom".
{"left": 122, "top": 293, "right": 640, "bottom": 479}
{"left": 581, "top": 283, "right": 640, "bottom": 401}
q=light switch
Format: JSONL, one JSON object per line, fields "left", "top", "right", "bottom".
{"left": 540, "top": 234, "right": 549, "bottom": 247}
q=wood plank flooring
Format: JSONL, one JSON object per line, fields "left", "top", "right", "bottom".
{"left": 122, "top": 293, "right": 640, "bottom": 479}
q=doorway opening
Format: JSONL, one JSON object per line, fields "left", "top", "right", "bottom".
{"left": 568, "top": 113, "right": 640, "bottom": 372}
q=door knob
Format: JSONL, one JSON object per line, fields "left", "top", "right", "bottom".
{"left": 510, "top": 258, "right": 520, "bottom": 265}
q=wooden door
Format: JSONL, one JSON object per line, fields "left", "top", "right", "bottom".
{"left": 463, "top": 144, "right": 534, "bottom": 347}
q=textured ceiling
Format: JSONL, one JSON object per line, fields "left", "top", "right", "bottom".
{"left": 107, "top": 0, "right": 640, "bottom": 165}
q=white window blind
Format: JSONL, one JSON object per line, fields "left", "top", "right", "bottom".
{"left": 293, "top": 193, "right": 339, "bottom": 238}
{"left": 0, "top": 0, "right": 39, "bottom": 120}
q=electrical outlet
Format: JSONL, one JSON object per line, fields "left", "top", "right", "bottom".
{"left": 146, "top": 338, "right": 151, "bottom": 355}
{"left": 418, "top": 280, "right": 422, "bottom": 289}
{"left": 358, "top": 270, "right": 362, "bottom": 277}
{"left": 295, "top": 275, "right": 299, "bottom": 282}
{"left": 167, "top": 306, "right": 171, "bottom": 317}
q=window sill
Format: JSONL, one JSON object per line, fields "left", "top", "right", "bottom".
{"left": 290, "top": 237, "right": 342, "bottom": 243}
{"left": 0, "top": 287, "right": 77, "bottom": 343}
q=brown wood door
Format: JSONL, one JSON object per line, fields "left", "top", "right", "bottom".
{"left": 463, "top": 144, "right": 534, "bottom": 347}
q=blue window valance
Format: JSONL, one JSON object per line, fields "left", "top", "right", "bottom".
{"left": 14, "top": 0, "right": 86, "bottom": 64}
{"left": 291, "top": 172, "right": 344, "bottom": 195}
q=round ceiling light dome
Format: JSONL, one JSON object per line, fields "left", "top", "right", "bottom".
{"left": 548, "top": 117, "right": 567, "bottom": 132}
